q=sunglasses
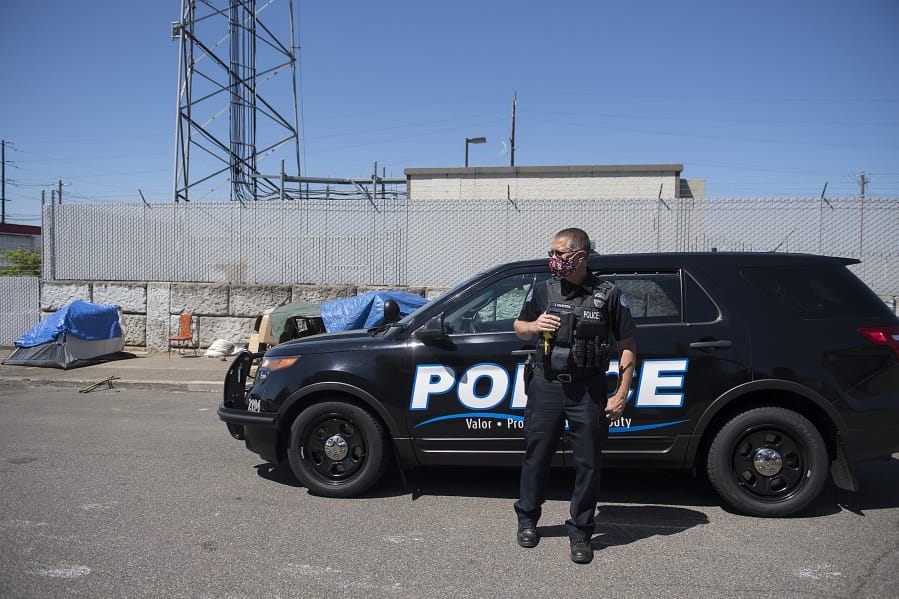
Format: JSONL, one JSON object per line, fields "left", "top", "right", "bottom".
{"left": 547, "top": 248, "right": 578, "bottom": 258}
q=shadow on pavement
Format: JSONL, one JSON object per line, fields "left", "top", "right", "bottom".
{"left": 595, "top": 505, "right": 710, "bottom": 547}
{"left": 252, "top": 455, "right": 899, "bottom": 519}
{"left": 255, "top": 463, "right": 302, "bottom": 488}
{"left": 533, "top": 505, "right": 710, "bottom": 549}
{"left": 254, "top": 461, "right": 719, "bottom": 506}
{"left": 819, "top": 456, "right": 899, "bottom": 516}
{"left": 402, "top": 466, "right": 719, "bottom": 508}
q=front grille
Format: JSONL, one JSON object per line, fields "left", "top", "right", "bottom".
{"left": 223, "top": 351, "right": 262, "bottom": 409}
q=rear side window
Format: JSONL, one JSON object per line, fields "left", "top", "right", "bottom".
{"left": 740, "top": 264, "right": 887, "bottom": 318}
{"left": 595, "top": 272, "right": 719, "bottom": 325}
{"left": 605, "top": 274, "right": 680, "bottom": 324}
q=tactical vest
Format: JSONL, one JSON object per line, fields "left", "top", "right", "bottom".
{"left": 538, "top": 278, "right": 614, "bottom": 379}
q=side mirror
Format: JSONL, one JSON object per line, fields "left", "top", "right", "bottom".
{"left": 383, "top": 299, "right": 401, "bottom": 324}
{"left": 415, "top": 313, "right": 447, "bottom": 343}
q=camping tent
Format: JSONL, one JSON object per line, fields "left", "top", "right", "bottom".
{"left": 2, "top": 300, "right": 126, "bottom": 369}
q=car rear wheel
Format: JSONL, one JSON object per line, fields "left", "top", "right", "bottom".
{"left": 288, "top": 401, "right": 388, "bottom": 497}
{"left": 707, "top": 406, "right": 828, "bottom": 517}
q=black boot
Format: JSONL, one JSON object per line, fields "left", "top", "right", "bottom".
{"left": 516, "top": 524, "right": 539, "bottom": 548}
{"left": 569, "top": 538, "right": 594, "bottom": 564}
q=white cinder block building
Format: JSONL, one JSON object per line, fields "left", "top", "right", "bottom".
{"left": 405, "top": 164, "right": 704, "bottom": 200}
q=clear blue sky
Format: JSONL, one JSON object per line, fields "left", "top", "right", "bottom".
{"left": 2, "top": 0, "right": 898, "bottom": 225}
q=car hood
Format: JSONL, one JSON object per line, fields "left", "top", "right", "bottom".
{"left": 264, "top": 329, "right": 383, "bottom": 357}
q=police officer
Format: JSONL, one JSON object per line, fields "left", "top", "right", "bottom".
{"left": 513, "top": 228, "right": 636, "bottom": 564}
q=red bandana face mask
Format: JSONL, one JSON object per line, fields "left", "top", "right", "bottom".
{"left": 549, "top": 255, "right": 575, "bottom": 279}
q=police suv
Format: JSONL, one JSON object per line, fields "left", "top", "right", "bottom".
{"left": 218, "top": 252, "right": 899, "bottom": 517}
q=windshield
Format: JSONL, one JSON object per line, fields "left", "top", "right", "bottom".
{"left": 396, "top": 270, "right": 489, "bottom": 327}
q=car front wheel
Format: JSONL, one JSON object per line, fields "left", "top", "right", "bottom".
{"left": 288, "top": 401, "right": 388, "bottom": 497}
{"left": 707, "top": 406, "right": 829, "bottom": 517}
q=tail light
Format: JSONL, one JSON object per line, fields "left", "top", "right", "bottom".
{"left": 858, "top": 326, "right": 899, "bottom": 360}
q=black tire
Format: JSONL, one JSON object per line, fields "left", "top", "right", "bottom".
{"left": 287, "top": 401, "right": 388, "bottom": 498}
{"left": 707, "top": 406, "right": 828, "bottom": 517}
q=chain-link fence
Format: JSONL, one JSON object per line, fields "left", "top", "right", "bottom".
{"left": 43, "top": 199, "right": 406, "bottom": 286}
{"left": 42, "top": 197, "right": 898, "bottom": 296}
{"left": 0, "top": 276, "right": 39, "bottom": 345}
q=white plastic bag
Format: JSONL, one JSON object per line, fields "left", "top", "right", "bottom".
{"left": 205, "top": 338, "right": 234, "bottom": 358}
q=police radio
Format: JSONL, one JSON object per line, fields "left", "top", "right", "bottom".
{"left": 543, "top": 307, "right": 575, "bottom": 372}
{"left": 539, "top": 309, "right": 558, "bottom": 357}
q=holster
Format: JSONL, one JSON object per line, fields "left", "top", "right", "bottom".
{"left": 523, "top": 357, "right": 535, "bottom": 395}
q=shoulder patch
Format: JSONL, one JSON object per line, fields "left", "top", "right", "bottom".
{"left": 593, "top": 280, "right": 614, "bottom": 308}
{"left": 619, "top": 292, "right": 629, "bottom": 310}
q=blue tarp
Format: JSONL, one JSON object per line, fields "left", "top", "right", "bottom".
{"left": 321, "top": 291, "right": 428, "bottom": 333}
{"left": 15, "top": 300, "right": 123, "bottom": 348}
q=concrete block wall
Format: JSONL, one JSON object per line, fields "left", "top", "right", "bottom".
{"left": 40, "top": 280, "right": 444, "bottom": 353}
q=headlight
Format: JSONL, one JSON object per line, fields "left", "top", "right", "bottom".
{"left": 256, "top": 356, "right": 299, "bottom": 384}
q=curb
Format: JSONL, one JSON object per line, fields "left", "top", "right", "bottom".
{"left": 0, "top": 377, "right": 223, "bottom": 393}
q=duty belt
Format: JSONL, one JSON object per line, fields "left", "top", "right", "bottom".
{"left": 535, "top": 366, "right": 598, "bottom": 384}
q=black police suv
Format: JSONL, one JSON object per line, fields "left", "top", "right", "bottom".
{"left": 218, "top": 252, "right": 899, "bottom": 517}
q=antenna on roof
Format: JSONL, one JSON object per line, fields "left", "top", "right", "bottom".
{"left": 772, "top": 226, "right": 798, "bottom": 253}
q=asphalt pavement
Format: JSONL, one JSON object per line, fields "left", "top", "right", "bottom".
{"left": 0, "top": 347, "right": 233, "bottom": 393}
{"left": 2, "top": 385, "right": 897, "bottom": 597}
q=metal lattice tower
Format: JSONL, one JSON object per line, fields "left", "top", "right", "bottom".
{"left": 172, "top": 0, "right": 301, "bottom": 203}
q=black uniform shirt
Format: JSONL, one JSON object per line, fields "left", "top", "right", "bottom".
{"left": 518, "top": 273, "right": 636, "bottom": 341}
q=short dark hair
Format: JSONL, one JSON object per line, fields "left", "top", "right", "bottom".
{"left": 555, "top": 228, "right": 591, "bottom": 253}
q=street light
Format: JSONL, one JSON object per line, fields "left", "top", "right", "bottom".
{"left": 465, "top": 137, "right": 486, "bottom": 167}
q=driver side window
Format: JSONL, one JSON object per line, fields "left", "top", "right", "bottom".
{"left": 444, "top": 272, "right": 549, "bottom": 334}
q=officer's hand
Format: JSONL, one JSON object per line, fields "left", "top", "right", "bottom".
{"left": 533, "top": 312, "right": 560, "bottom": 334}
{"left": 605, "top": 394, "right": 626, "bottom": 421}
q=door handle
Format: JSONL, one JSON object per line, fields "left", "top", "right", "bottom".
{"left": 689, "top": 339, "right": 732, "bottom": 349}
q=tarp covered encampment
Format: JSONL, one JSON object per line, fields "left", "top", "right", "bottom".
{"left": 2, "top": 300, "right": 126, "bottom": 369}
{"left": 266, "top": 302, "right": 324, "bottom": 342}
{"left": 321, "top": 291, "right": 428, "bottom": 333}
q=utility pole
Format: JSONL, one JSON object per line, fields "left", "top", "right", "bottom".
{"left": 58, "top": 179, "right": 63, "bottom": 204}
{"left": 1, "top": 139, "right": 6, "bottom": 224}
{"left": 510, "top": 93, "right": 517, "bottom": 167}
{"left": 857, "top": 171, "right": 869, "bottom": 258}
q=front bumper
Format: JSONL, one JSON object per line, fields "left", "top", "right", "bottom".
{"left": 217, "top": 403, "right": 280, "bottom": 463}
{"left": 217, "top": 403, "right": 277, "bottom": 429}
{"left": 218, "top": 350, "right": 280, "bottom": 463}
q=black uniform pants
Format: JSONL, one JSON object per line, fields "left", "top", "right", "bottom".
{"left": 514, "top": 373, "right": 609, "bottom": 541}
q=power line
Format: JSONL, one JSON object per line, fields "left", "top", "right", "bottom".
{"left": 523, "top": 108, "right": 899, "bottom": 128}
{"left": 520, "top": 116, "right": 899, "bottom": 150}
